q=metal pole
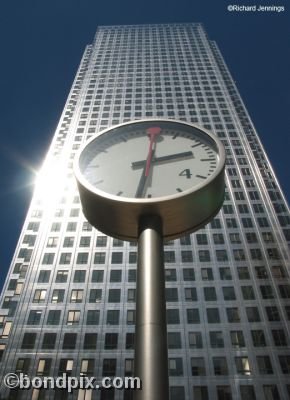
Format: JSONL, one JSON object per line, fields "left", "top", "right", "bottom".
{"left": 134, "top": 215, "right": 169, "bottom": 400}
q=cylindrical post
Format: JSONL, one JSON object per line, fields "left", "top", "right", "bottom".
{"left": 134, "top": 215, "right": 169, "bottom": 400}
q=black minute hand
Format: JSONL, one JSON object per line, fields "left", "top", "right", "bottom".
{"left": 132, "top": 151, "right": 193, "bottom": 169}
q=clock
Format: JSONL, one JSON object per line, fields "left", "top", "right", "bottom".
{"left": 74, "top": 119, "right": 225, "bottom": 240}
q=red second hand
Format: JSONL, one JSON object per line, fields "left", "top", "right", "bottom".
{"left": 145, "top": 127, "right": 162, "bottom": 177}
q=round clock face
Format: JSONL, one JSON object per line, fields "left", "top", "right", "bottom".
{"left": 77, "top": 120, "right": 223, "bottom": 200}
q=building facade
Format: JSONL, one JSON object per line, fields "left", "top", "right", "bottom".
{"left": 0, "top": 23, "right": 290, "bottom": 400}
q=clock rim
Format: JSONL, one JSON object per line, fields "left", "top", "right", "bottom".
{"left": 74, "top": 118, "right": 225, "bottom": 205}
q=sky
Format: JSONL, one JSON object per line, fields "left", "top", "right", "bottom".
{"left": 0, "top": 0, "right": 289, "bottom": 289}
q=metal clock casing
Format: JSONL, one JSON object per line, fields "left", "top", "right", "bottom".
{"left": 74, "top": 119, "right": 226, "bottom": 240}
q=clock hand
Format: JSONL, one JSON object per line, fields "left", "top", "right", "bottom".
{"left": 144, "top": 127, "right": 162, "bottom": 177}
{"left": 135, "top": 148, "right": 156, "bottom": 198}
{"left": 135, "top": 127, "right": 161, "bottom": 198}
{"left": 131, "top": 151, "right": 193, "bottom": 169}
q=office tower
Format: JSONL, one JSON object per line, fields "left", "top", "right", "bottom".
{"left": 0, "top": 23, "right": 290, "bottom": 400}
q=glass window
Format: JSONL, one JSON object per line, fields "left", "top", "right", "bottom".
{"left": 263, "top": 385, "right": 280, "bottom": 400}
{"left": 129, "top": 252, "right": 137, "bottom": 264}
{"left": 106, "top": 310, "right": 119, "bottom": 325}
{"left": 239, "top": 386, "right": 256, "bottom": 400}
{"left": 42, "top": 253, "right": 54, "bottom": 265}
{"left": 255, "top": 266, "right": 268, "bottom": 279}
{"left": 108, "top": 289, "right": 121, "bottom": 303}
{"left": 94, "top": 252, "right": 106, "bottom": 264}
{"left": 278, "top": 284, "right": 290, "bottom": 298}
{"left": 56, "top": 270, "right": 68, "bottom": 283}
{"left": 256, "top": 356, "right": 273, "bottom": 374}
{"left": 27, "top": 310, "right": 42, "bottom": 325}
{"left": 87, "top": 310, "right": 100, "bottom": 325}
{"left": 246, "top": 307, "right": 260, "bottom": 322}
{"left": 105, "top": 333, "right": 118, "bottom": 350}
{"left": 111, "top": 252, "right": 123, "bottom": 264}
{"left": 102, "top": 359, "right": 116, "bottom": 376}
{"left": 201, "top": 268, "right": 213, "bottom": 280}
{"left": 196, "top": 234, "right": 208, "bottom": 245}
{"left": 126, "top": 333, "right": 135, "bottom": 350}
{"left": 241, "top": 286, "right": 255, "bottom": 300}
{"left": 38, "top": 270, "right": 51, "bottom": 283}
{"left": 42, "top": 333, "right": 56, "bottom": 350}
{"left": 110, "top": 270, "right": 122, "bottom": 282}
{"left": 36, "top": 358, "right": 52, "bottom": 376}
{"left": 47, "top": 310, "right": 61, "bottom": 325}
{"left": 278, "top": 355, "right": 290, "bottom": 373}
{"left": 51, "top": 289, "right": 64, "bottom": 303}
{"left": 217, "top": 386, "right": 232, "bottom": 400}
{"left": 128, "top": 270, "right": 136, "bottom": 282}
{"left": 67, "top": 310, "right": 80, "bottom": 325}
{"left": 213, "top": 357, "right": 228, "bottom": 375}
{"left": 33, "top": 290, "right": 46, "bottom": 303}
{"left": 73, "top": 270, "right": 86, "bottom": 283}
{"left": 187, "top": 309, "right": 200, "bottom": 324}
{"left": 184, "top": 288, "right": 197, "bottom": 301}
{"left": 96, "top": 236, "right": 107, "bottom": 247}
{"left": 59, "top": 253, "right": 72, "bottom": 264}
{"left": 83, "top": 333, "right": 97, "bottom": 350}
{"left": 63, "top": 237, "right": 74, "bottom": 247}
{"left": 168, "top": 332, "right": 182, "bottom": 349}
{"left": 183, "top": 268, "right": 195, "bottom": 281}
{"left": 222, "top": 287, "right": 236, "bottom": 300}
{"left": 188, "top": 332, "right": 203, "bottom": 349}
{"left": 238, "top": 267, "right": 250, "bottom": 280}
{"left": 76, "top": 252, "right": 88, "bottom": 264}
{"left": 89, "top": 289, "right": 102, "bottom": 303}
{"left": 92, "top": 270, "right": 104, "bottom": 282}
{"left": 166, "top": 288, "right": 178, "bottom": 302}
{"left": 265, "top": 306, "right": 280, "bottom": 321}
{"left": 169, "top": 358, "right": 183, "bottom": 376}
{"left": 127, "top": 310, "right": 135, "bottom": 325}
{"left": 181, "top": 250, "right": 193, "bottom": 263}
{"left": 199, "top": 250, "right": 211, "bottom": 262}
{"left": 191, "top": 357, "right": 206, "bottom": 376}
{"left": 79, "top": 237, "right": 91, "bottom": 247}
{"left": 204, "top": 287, "right": 217, "bottom": 301}
{"left": 70, "top": 290, "right": 83, "bottom": 303}
{"left": 230, "top": 331, "right": 245, "bottom": 348}
{"left": 165, "top": 269, "right": 177, "bottom": 281}
{"left": 164, "top": 251, "right": 176, "bottom": 263}
{"left": 170, "top": 386, "right": 185, "bottom": 400}
{"left": 63, "top": 333, "right": 77, "bottom": 349}
{"left": 193, "top": 386, "right": 208, "bottom": 400}
{"left": 209, "top": 331, "right": 224, "bottom": 348}
{"left": 251, "top": 330, "right": 266, "bottom": 347}
{"left": 272, "top": 329, "right": 287, "bottom": 346}
{"left": 206, "top": 308, "right": 220, "bottom": 323}
{"left": 219, "top": 268, "right": 232, "bottom": 280}
{"left": 235, "top": 357, "right": 251, "bottom": 375}
{"left": 226, "top": 307, "right": 240, "bottom": 323}
{"left": 213, "top": 233, "right": 224, "bottom": 244}
{"left": 167, "top": 309, "right": 180, "bottom": 324}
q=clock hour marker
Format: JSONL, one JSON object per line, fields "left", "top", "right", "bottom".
{"left": 147, "top": 194, "right": 152, "bottom": 198}
{"left": 196, "top": 175, "right": 206, "bottom": 179}
{"left": 87, "top": 164, "right": 99, "bottom": 168}
{"left": 201, "top": 158, "right": 215, "bottom": 161}
{"left": 94, "top": 179, "right": 104, "bottom": 185}
{"left": 176, "top": 188, "right": 183, "bottom": 192}
{"left": 172, "top": 133, "right": 180, "bottom": 139}
{"left": 191, "top": 142, "right": 201, "bottom": 148}
{"left": 116, "top": 191, "right": 123, "bottom": 196}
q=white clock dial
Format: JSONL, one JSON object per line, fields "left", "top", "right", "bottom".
{"left": 79, "top": 121, "right": 219, "bottom": 199}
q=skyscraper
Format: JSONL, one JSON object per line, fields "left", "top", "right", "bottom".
{"left": 0, "top": 23, "right": 290, "bottom": 400}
